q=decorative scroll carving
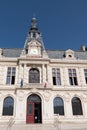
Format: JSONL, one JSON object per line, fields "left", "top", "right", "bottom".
{"left": 0, "top": 92, "right": 3, "bottom": 101}
{"left": 18, "top": 91, "right": 24, "bottom": 101}
{"left": 83, "top": 93, "right": 87, "bottom": 102}
{"left": 43, "top": 90, "right": 51, "bottom": 102}
{"left": 63, "top": 93, "right": 70, "bottom": 102}
{"left": 31, "top": 88, "right": 37, "bottom": 93}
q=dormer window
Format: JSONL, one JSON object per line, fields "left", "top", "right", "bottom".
{"left": 65, "top": 49, "right": 75, "bottom": 59}
{"left": 68, "top": 54, "right": 72, "bottom": 58}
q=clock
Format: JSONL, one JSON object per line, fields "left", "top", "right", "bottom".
{"left": 30, "top": 48, "right": 38, "bottom": 55}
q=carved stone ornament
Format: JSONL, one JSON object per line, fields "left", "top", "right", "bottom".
{"left": 31, "top": 88, "right": 37, "bottom": 93}
{"left": 18, "top": 91, "right": 25, "bottom": 101}
{"left": 43, "top": 90, "right": 51, "bottom": 102}
{"left": 0, "top": 92, "right": 3, "bottom": 101}
{"left": 63, "top": 93, "right": 70, "bottom": 102}
{"left": 83, "top": 93, "right": 87, "bottom": 102}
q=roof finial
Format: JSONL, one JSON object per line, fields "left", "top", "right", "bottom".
{"left": 31, "top": 16, "right": 37, "bottom": 28}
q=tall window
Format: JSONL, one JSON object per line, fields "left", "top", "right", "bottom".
{"left": 29, "top": 68, "right": 40, "bottom": 83}
{"left": 53, "top": 97, "right": 64, "bottom": 115}
{"left": 3, "top": 96, "right": 14, "bottom": 116}
{"left": 72, "top": 97, "right": 83, "bottom": 115}
{"left": 6, "top": 67, "right": 16, "bottom": 85}
{"left": 84, "top": 69, "right": 87, "bottom": 84}
{"left": 68, "top": 69, "right": 78, "bottom": 85}
{"left": 52, "top": 68, "right": 61, "bottom": 85}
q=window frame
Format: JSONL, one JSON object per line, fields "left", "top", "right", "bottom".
{"left": 84, "top": 69, "right": 87, "bottom": 84}
{"left": 68, "top": 69, "right": 78, "bottom": 86}
{"left": 29, "top": 68, "right": 40, "bottom": 83}
{"left": 72, "top": 97, "right": 83, "bottom": 115}
{"left": 2, "top": 96, "right": 14, "bottom": 116}
{"left": 53, "top": 97, "right": 64, "bottom": 115}
{"left": 52, "top": 68, "right": 61, "bottom": 86}
{"left": 6, "top": 67, "right": 16, "bottom": 85}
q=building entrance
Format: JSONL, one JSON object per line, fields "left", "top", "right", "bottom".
{"left": 26, "top": 94, "right": 42, "bottom": 124}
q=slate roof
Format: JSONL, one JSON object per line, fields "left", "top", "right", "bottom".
{"left": 3, "top": 49, "right": 22, "bottom": 57}
{"left": 2, "top": 48, "right": 87, "bottom": 60}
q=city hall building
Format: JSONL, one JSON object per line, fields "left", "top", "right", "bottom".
{"left": 0, "top": 18, "right": 87, "bottom": 130}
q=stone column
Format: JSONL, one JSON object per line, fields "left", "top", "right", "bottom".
{"left": 60, "top": 67, "right": 64, "bottom": 86}
{"left": 18, "top": 64, "right": 22, "bottom": 86}
{"left": 46, "top": 64, "right": 48, "bottom": 81}
{"left": 23, "top": 64, "right": 27, "bottom": 85}
{"left": 46, "top": 64, "right": 51, "bottom": 86}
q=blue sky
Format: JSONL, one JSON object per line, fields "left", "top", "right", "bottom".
{"left": 0, "top": 0, "right": 87, "bottom": 50}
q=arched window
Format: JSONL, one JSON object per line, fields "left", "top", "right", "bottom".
{"left": 72, "top": 97, "right": 83, "bottom": 115}
{"left": 27, "top": 94, "right": 41, "bottom": 102}
{"left": 29, "top": 68, "right": 40, "bottom": 83}
{"left": 3, "top": 96, "right": 14, "bottom": 116}
{"left": 53, "top": 97, "right": 64, "bottom": 115}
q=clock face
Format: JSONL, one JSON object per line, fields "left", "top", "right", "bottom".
{"left": 30, "top": 48, "right": 38, "bottom": 55}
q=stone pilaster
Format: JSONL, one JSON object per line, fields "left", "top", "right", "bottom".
{"left": 42, "top": 64, "right": 46, "bottom": 83}
{"left": 79, "top": 68, "right": 86, "bottom": 87}
{"left": 62, "top": 67, "right": 69, "bottom": 86}
{"left": 18, "top": 64, "right": 22, "bottom": 85}
{"left": 23, "top": 64, "right": 27, "bottom": 85}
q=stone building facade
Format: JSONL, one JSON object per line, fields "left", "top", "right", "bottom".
{"left": 0, "top": 18, "right": 87, "bottom": 130}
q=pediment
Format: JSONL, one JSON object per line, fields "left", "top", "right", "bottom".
{"left": 28, "top": 40, "right": 42, "bottom": 47}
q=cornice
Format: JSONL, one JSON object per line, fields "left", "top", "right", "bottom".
{"left": 50, "top": 58, "right": 87, "bottom": 64}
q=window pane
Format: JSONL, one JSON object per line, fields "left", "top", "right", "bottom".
{"left": 84, "top": 69, "right": 87, "bottom": 84}
{"left": 86, "top": 78, "right": 87, "bottom": 84}
{"left": 69, "top": 73, "right": 72, "bottom": 77}
{"left": 27, "top": 94, "right": 41, "bottom": 102}
{"left": 72, "top": 97, "right": 83, "bottom": 115}
{"left": 7, "top": 67, "right": 11, "bottom": 76}
{"left": 3, "top": 97, "right": 14, "bottom": 116}
{"left": 68, "top": 69, "right": 78, "bottom": 86}
{"left": 6, "top": 76, "right": 11, "bottom": 84}
{"left": 52, "top": 68, "right": 61, "bottom": 86}
{"left": 29, "top": 68, "right": 40, "bottom": 83}
{"left": 12, "top": 68, "right": 16, "bottom": 76}
{"left": 72, "top": 69, "right": 76, "bottom": 73}
{"left": 74, "top": 77, "right": 78, "bottom": 85}
{"left": 68, "top": 69, "right": 72, "bottom": 73}
{"left": 11, "top": 76, "right": 15, "bottom": 84}
{"left": 69, "top": 77, "right": 73, "bottom": 85}
{"left": 8, "top": 67, "right": 11, "bottom": 72}
{"left": 6, "top": 67, "right": 16, "bottom": 85}
{"left": 53, "top": 77, "right": 56, "bottom": 85}
{"left": 57, "top": 77, "right": 61, "bottom": 85}
{"left": 84, "top": 69, "right": 87, "bottom": 73}
{"left": 54, "top": 97, "right": 64, "bottom": 115}
{"left": 28, "top": 104, "right": 33, "bottom": 115}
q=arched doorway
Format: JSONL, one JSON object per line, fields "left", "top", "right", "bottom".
{"left": 26, "top": 94, "right": 42, "bottom": 124}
